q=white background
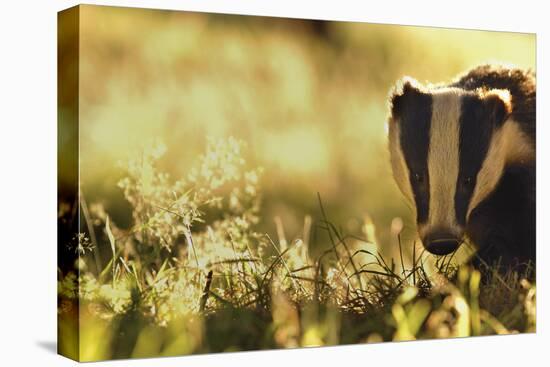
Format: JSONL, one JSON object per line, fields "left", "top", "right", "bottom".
{"left": 0, "top": 0, "right": 546, "bottom": 365}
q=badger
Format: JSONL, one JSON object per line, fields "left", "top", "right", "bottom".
{"left": 387, "top": 65, "right": 535, "bottom": 272}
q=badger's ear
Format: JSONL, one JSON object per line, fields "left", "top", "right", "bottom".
{"left": 389, "top": 77, "right": 424, "bottom": 119}
{"left": 482, "top": 89, "right": 512, "bottom": 126}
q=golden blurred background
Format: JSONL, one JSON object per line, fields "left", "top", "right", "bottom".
{"left": 74, "top": 5, "right": 535, "bottom": 256}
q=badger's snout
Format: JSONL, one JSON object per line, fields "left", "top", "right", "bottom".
{"left": 422, "top": 230, "right": 461, "bottom": 256}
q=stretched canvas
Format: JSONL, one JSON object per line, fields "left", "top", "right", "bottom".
{"left": 58, "top": 4, "right": 536, "bottom": 362}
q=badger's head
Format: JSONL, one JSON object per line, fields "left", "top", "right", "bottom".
{"left": 387, "top": 77, "right": 529, "bottom": 256}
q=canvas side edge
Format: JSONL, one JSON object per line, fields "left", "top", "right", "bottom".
{"left": 57, "top": 5, "right": 81, "bottom": 362}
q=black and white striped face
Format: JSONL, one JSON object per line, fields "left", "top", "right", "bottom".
{"left": 388, "top": 78, "right": 522, "bottom": 256}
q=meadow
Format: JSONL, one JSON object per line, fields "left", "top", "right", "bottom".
{"left": 58, "top": 5, "right": 536, "bottom": 361}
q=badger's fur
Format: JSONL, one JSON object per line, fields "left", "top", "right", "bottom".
{"left": 388, "top": 65, "right": 535, "bottom": 271}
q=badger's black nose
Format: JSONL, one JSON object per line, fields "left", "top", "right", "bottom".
{"left": 423, "top": 233, "right": 460, "bottom": 256}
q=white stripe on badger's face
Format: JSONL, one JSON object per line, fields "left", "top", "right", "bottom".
{"left": 388, "top": 119, "right": 415, "bottom": 208}
{"left": 418, "top": 89, "right": 463, "bottom": 239}
{"left": 467, "top": 119, "right": 535, "bottom": 219}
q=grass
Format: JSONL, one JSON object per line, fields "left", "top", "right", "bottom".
{"left": 58, "top": 137, "right": 536, "bottom": 361}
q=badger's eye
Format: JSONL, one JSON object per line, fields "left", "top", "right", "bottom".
{"left": 463, "top": 176, "right": 473, "bottom": 186}
{"left": 413, "top": 173, "right": 424, "bottom": 184}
